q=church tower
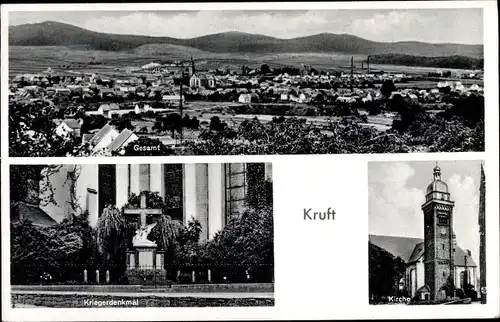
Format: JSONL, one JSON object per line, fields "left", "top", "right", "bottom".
{"left": 421, "top": 164, "right": 455, "bottom": 301}
{"left": 188, "top": 55, "right": 195, "bottom": 77}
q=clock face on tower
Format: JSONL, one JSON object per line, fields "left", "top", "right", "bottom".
{"left": 440, "top": 228, "right": 447, "bottom": 236}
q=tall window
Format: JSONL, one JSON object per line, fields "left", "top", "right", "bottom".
{"left": 138, "top": 164, "right": 151, "bottom": 193}
{"left": 164, "top": 164, "right": 183, "bottom": 222}
{"left": 98, "top": 164, "right": 116, "bottom": 216}
{"left": 225, "top": 163, "right": 247, "bottom": 222}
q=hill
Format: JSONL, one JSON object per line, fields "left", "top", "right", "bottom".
{"left": 9, "top": 21, "right": 483, "bottom": 58}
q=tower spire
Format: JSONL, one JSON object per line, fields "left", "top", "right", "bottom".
{"left": 433, "top": 163, "right": 441, "bottom": 180}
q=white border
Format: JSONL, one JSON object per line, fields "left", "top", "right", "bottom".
{"left": 1, "top": 1, "right": 499, "bottom": 321}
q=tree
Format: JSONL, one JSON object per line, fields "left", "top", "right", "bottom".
{"left": 260, "top": 64, "right": 271, "bottom": 74}
{"left": 96, "top": 205, "right": 127, "bottom": 266}
{"left": 203, "top": 206, "right": 274, "bottom": 282}
{"left": 369, "top": 242, "right": 406, "bottom": 301}
{"left": 109, "top": 116, "right": 134, "bottom": 132}
{"left": 381, "top": 80, "right": 396, "bottom": 98}
{"left": 209, "top": 116, "right": 225, "bottom": 131}
{"left": 9, "top": 100, "right": 87, "bottom": 157}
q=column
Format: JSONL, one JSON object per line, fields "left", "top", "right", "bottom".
{"left": 183, "top": 164, "right": 197, "bottom": 224}
{"left": 129, "top": 164, "right": 140, "bottom": 196}
{"left": 195, "top": 164, "right": 209, "bottom": 242}
{"left": 208, "top": 163, "right": 224, "bottom": 239}
{"left": 150, "top": 164, "right": 165, "bottom": 197}
{"left": 116, "top": 164, "right": 129, "bottom": 208}
{"left": 86, "top": 188, "right": 98, "bottom": 227}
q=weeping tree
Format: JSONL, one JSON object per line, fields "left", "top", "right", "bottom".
{"left": 96, "top": 205, "right": 127, "bottom": 267}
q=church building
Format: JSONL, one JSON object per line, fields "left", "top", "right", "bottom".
{"left": 370, "top": 165, "right": 478, "bottom": 301}
{"left": 17, "top": 163, "right": 273, "bottom": 242}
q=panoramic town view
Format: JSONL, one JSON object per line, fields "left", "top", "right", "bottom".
{"left": 8, "top": 9, "right": 484, "bottom": 157}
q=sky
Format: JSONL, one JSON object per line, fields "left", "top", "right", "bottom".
{"left": 368, "top": 160, "right": 484, "bottom": 266}
{"left": 8, "top": 9, "right": 483, "bottom": 44}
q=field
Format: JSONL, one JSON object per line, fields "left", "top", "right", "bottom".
{"left": 9, "top": 46, "right": 481, "bottom": 78}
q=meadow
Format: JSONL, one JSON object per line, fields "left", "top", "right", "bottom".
{"left": 10, "top": 45, "right": 480, "bottom": 78}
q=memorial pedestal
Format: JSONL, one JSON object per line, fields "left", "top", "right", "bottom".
{"left": 126, "top": 245, "right": 167, "bottom": 285}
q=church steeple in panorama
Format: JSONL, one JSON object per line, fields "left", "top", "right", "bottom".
{"left": 189, "top": 55, "right": 196, "bottom": 77}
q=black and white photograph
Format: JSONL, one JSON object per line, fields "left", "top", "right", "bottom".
{"left": 7, "top": 8, "right": 484, "bottom": 157}
{"left": 10, "top": 163, "right": 274, "bottom": 307}
{"left": 368, "top": 160, "right": 486, "bottom": 305}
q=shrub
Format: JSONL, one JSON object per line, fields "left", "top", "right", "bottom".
{"left": 178, "top": 273, "right": 192, "bottom": 284}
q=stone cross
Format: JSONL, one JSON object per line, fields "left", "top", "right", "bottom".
{"left": 96, "top": 270, "right": 100, "bottom": 284}
{"left": 83, "top": 269, "right": 88, "bottom": 284}
{"left": 124, "top": 193, "right": 162, "bottom": 227}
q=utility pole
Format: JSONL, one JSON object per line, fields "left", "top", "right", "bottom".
{"left": 179, "top": 71, "right": 184, "bottom": 144}
{"left": 464, "top": 254, "right": 468, "bottom": 296}
{"left": 350, "top": 56, "right": 354, "bottom": 92}
{"left": 367, "top": 55, "right": 370, "bottom": 75}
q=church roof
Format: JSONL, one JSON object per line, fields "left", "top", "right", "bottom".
{"left": 369, "top": 235, "right": 422, "bottom": 262}
{"left": 14, "top": 202, "right": 57, "bottom": 226}
{"left": 369, "top": 234, "right": 477, "bottom": 267}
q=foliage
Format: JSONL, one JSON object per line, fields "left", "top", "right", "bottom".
{"left": 109, "top": 116, "right": 134, "bottom": 132}
{"left": 370, "top": 53, "right": 484, "bottom": 70}
{"left": 381, "top": 80, "right": 396, "bottom": 98}
{"left": 186, "top": 116, "right": 410, "bottom": 155}
{"left": 9, "top": 100, "right": 88, "bottom": 157}
{"left": 11, "top": 213, "right": 97, "bottom": 284}
{"left": 202, "top": 206, "right": 274, "bottom": 282}
{"left": 95, "top": 205, "right": 127, "bottom": 266}
{"left": 369, "top": 242, "right": 406, "bottom": 298}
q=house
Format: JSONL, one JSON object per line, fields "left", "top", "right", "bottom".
{"left": 99, "top": 88, "right": 115, "bottom": 99}
{"left": 55, "top": 87, "right": 71, "bottom": 96}
{"left": 106, "top": 129, "right": 138, "bottom": 155}
{"left": 190, "top": 73, "right": 216, "bottom": 89}
{"left": 336, "top": 96, "right": 357, "bottom": 104}
{"left": 98, "top": 103, "right": 120, "bottom": 118}
{"left": 88, "top": 124, "right": 120, "bottom": 153}
{"left": 406, "top": 93, "right": 419, "bottom": 105}
{"left": 134, "top": 104, "right": 153, "bottom": 114}
{"left": 238, "top": 93, "right": 259, "bottom": 103}
{"left": 55, "top": 119, "right": 84, "bottom": 138}
{"left": 362, "top": 93, "right": 373, "bottom": 103}
{"left": 11, "top": 201, "right": 58, "bottom": 227}
{"left": 162, "top": 95, "right": 185, "bottom": 105}
{"left": 238, "top": 93, "right": 252, "bottom": 103}
{"left": 280, "top": 93, "right": 289, "bottom": 101}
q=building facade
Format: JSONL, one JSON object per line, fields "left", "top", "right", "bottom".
{"left": 97, "top": 163, "right": 272, "bottom": 241}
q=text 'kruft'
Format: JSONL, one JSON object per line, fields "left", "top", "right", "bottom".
{"left": 303, "top": 208, "right": 335, "bottom": 220}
